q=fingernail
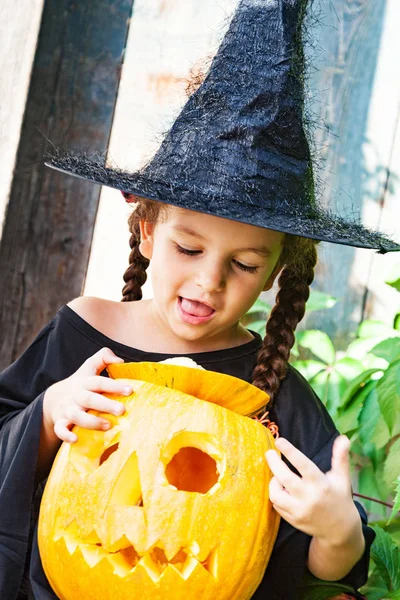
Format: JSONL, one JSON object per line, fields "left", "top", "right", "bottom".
{"left": 275, "top": 438, "right": 286, "bottom": 449}
{"left": 114, "top": 405, "right": 125, "bottom": 415}
{"left": 102, "top": 421, "right": 111, "bottom": 430}
{"left": 123, "top": 386, "right": 132, "bottom": 396}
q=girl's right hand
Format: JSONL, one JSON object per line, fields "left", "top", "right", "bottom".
{"left": 42, "top": 348, "right": 133, "bottom": 444}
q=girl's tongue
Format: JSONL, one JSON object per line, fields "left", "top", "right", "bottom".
{"left": 180, "top": 298, "right": 214, "bottom": 317}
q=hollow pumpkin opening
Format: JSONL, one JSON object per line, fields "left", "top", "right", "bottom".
{"left": 165, "top": 447, "right": 218, "bottom": 493}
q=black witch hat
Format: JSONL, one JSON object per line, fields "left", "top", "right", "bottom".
{"left": 47, "top": 0, "right": 400, "bottom": 253}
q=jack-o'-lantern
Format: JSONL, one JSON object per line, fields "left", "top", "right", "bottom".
{"left": 38, "top": 363, "right": 280, "bottom": 599}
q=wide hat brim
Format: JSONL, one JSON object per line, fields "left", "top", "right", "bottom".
{"left": 47, "top": 154, "right": 400, "bottom": 254}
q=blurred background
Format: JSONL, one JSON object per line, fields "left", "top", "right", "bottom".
{"left": 1, "top": 2, "right": 400, "bottom": 593}
{"left": 0, "top": 0, "right": 399, "bottom": 368}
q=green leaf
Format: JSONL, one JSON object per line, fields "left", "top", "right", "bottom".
{"left": 358, "top": 320, "right": 398, "bottom": 339}
{"left": 382, "top": 590, "right": 400, "bottom": 599}
{"left": 384, "top": 439, "right": 400, "bottom": 490}
{"left": 388, "top": 477, "right": 400, "bottom": 525}
{"left": 371, "top": 338, "right": 400, "bottom": 363}
{"left": 386, "top": 278, "right": 400, "bottom": 293}
{"left": 385, "top": 264, "right": 400, "bottom": 292}
{"left": 308, "top": 369, "right": 346, "bottom": 417}
{"left": 347, "top": 337, "right": 390, "bottom": 360}
{"left": 371, "top": 517, "right": 400, "bottom": 545}
{"left": 359, "top": 466, "right": 388, "bottom": 518}
{"left": 297, "top": 571, "right": 353, "bottom": 600}
{"left": 290, "top": 360, "right": 326, "bottom": 381}
{"left": 376, "top": 359, "right": 400, "bottom": 434}
{"left": 305, "top": 289, "right": 337, "bottom": 312}
{"left": 297, "top": 330, "right": 336, "bottom": 365}
{"left": 336, "top": 380, "right": 375, "bottom": 436}
{"left": 339, "top": 369, "right": 382, "bottom": 411}
{"left": 360, "top": 567, "right": 390, "bottom": 600}
{"left": 370, "top": 525, "right": 400, "bottom": 591}
{"left": 333, "top": 357, "right": 365, "bottom": 381}
{"left": 364, "top": 445, "right": 390, "bottom": 480}
{"left": 394, "top": 314, "right": 400, "bottom": 331}
{"left": 362, "top": 353, "right": 392, "bottom": 371}
{"left": 358, "top": 387, "right": 391, "bottom": 450}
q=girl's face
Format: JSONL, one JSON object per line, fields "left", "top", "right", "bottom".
{"left": 139, "top": 206, "right": 284, "bottom": 351}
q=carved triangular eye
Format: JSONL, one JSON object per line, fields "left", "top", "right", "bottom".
{"left": 108, "top": 451, "right": 143, "bottom": 507}
{"left": 161, "top": 431, "right": 225, "bottom": 494}
{"left": 165, "top": 447, "right": 218, "bottom": 493}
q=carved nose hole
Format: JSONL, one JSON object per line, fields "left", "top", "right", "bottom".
{"left": 100, "top": 443, "right": 119, "bottom": 465}
{"left": 165, "top": 447, "right": 218, "bottom": 493}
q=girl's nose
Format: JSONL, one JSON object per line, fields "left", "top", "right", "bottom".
{"left": 195, "top": 262, "right": 226, "bottom": 293}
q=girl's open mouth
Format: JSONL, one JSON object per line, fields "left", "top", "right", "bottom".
{"left": 177, "top": 297, "right": 216, "bottom": 325}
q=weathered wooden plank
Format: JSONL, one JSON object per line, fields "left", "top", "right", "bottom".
{"left": 303, "top": 0, "right": 397, "bottom": 347}
{"left": 84, "top": 0, "right": 239, "bottom": 300}
{"left": 360, "top": 0, "right": 400, "bottom": 323}
{"left": 0, "top": 0, "right": 45, "bottom": 235}
{"left": 0, "top": 0, "right": 134, "bottom": 370}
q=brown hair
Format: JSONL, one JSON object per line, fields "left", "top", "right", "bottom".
{"left": 122, "top": 196, "right": 318, "bottom": 412}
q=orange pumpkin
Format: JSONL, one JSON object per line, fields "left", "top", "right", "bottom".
{"left": 38, "top": 363, "right": 280, "bottom": 600}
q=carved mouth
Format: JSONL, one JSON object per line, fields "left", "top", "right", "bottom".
{"left": 60, "top": 537, "right": 219, "bottom": 581}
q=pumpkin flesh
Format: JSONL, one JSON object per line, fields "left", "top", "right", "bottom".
{"left": 39, "top": 367, "right": 280, "bottom": 600}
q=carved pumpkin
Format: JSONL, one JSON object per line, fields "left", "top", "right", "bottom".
{"left": 39, "top": 363, "right": 280, "bottom": 600}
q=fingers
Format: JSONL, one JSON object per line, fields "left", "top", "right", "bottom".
{"left": 55, "top": 389, "right": 124, "bottom": 444}
{"left": 274, "top": 438, "right": 323, "bottom": 481}
{"left": 64, "top": 403, "right": 114, "bottom": 429}
{"left": 85, "top": 375, "right": 133, "bottom": 396}
{"left": 49, "top": 349, "right": 134, "bottom": 444}
{"left": 78, "top": 347, "right": 124, "bottom": 377}
{"left": 54, "top": 409, "right": 111, "bottom": 444}
{"left": 75, "top": 388, "right": 125, "bottom": 416}
{"left": 330, "top": 435, "right": 351, "bottom": 480}
{"left": 54, "top": 418, "right": 77, "bottom": 444}
{"left": 266, "top": 448, "right": 303, "bottom": 495}
{"left": 268, "top": 475, "right": 295, "bottom": 516}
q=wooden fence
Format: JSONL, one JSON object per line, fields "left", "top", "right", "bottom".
{"left": 0, "top": 0, "right": 399, "bottom": 370}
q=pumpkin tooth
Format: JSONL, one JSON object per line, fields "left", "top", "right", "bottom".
{"left": 79, "top": 544, "right": 108, "bottom": 567}
{"left": 106, "top": 534, "right": 133, "bottom": 553}
{"left": 84, "top": 530, "right": 102, "bottom": 545}
{"left": 201, "top": 546, "right": 219, "bottom": 579}
{"left": 173, "top": 556, "right": 199, "bottom": 580}
{"left": 55, "top": 520, "right": 101, "bottom": 546}
{"left": 106, "top": 546, "right": 140, "bottom": 576}
{"left": 62, "top": 533, "right": 80, "bottom": 555}
{"left": 105, "top": 553, "right": 133, "bottom": 577}
{"left": 187, "top": 540, "right": 200, "bottom": 557}
{"left": 139, "top": 552, "right": 165, "bottom": 583}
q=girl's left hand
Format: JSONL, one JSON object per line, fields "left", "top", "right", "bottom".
{"left": 265, "top": 435, "right": 359, "bottom": 544}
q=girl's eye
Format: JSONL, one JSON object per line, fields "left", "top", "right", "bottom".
{"left": 175, "top": 244, "right": 201, "bottom": 256}
{"left": 175, "top": 244, "right": 259, "bottom": 273}
{"left": 233, "top": 260, "right": 259, "bottom": 273}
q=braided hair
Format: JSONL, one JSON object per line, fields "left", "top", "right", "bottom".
{"left": 121, "top": 196, "right": 166, "bottom": 302}
{"left": 121, "top": 197, "right": 318, "bottom": 412}
{"left": 252, "top": 235, "right": 318, "bottom": 408}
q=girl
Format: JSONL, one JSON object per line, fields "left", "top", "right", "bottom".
{"left": 1, "top": 198, "right": 375, "bottom": 600}
{"left": 1, "top": 0, "right": 399, "bottom": 598}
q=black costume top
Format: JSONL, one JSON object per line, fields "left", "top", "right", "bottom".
{"left": 0, "top": 305, "right": 375, "bottom": 600}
